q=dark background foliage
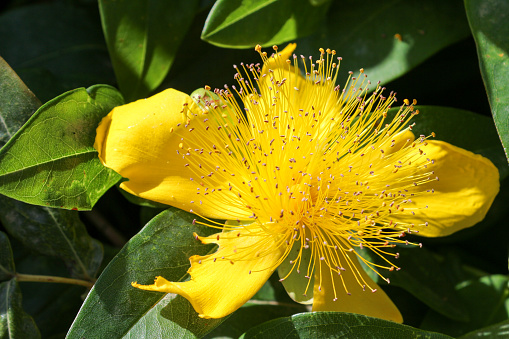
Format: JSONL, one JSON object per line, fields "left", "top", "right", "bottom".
{"left": 0, "top": 0, "right": 507, "bottom": 338}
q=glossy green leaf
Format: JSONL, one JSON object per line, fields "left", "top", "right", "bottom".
{"left": 201, "top": 0, "right": 330, "bottom": 48}
{"left": 0, "top": 232, "right": 15, "bottom": 282}
{"left": 357, "top": 246, "right": 468, "bottom": 322}
{"left": 389, "top": 105, "right": 508, "bottom": 178}
{"left": 99, "top": 0, "right": 199, "bottom": 101}
{"left": 296, "top": 0, "right": 471, "bottom": 85}
{"left": 459, "top": 319, "right": 509, "bottom": 339}
{"left": 239, "top": 312, "right": 453, "bottom": 338}
{"left": 67, "top": 208, "right": 224, "bottom": 338}
{"left": 465, "top": 0, "right": 509, "bottom": 163}
{"left": 0, "top": 198, "right": 103, "bottom": 279}
{"left": 421, "top": 275, "right": 509, "bottom": 337}
{"left": 0, "top": 85, "right": 123, "bottom": 210}
{"left": 0, "top": 279, "right": 40, "bottom": 339}
{"left": 205, "top": 304, "right": 308, "bottom": 339}
{"left": 0, "top": 55, "right": 103, "bottom": 280}
{"left": 0, "top": 57, "right": 41, "bottom": 149}
{"left": 0, "top": 2, "right": 115, "bottom": 103}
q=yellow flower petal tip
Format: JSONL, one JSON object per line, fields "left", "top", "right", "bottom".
{"left": 97, "top": 44, "right": 499, "bottom": 320}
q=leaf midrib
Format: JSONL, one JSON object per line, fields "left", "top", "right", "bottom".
{"left": 203, "top": 0, "right": 279, "bottom": 38}
{"left": 0, "top": 148, "right": 96, "bottom": 177}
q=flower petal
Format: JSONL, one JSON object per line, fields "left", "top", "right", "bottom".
{"left": 132, "top": 228, "right": 285, "bottom": 319}
{"left": 94, "top": 88, "right": 249, "bottom": 220}
{"left": 261, "top": 43, "right": 297, "bottom": 74}
{"left": 311, "top": 253, "right": 402, "bottom": 323}
{"left": 392, "top": 140, "right": 499, "bottom": 237}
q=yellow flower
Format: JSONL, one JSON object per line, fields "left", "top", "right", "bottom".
{"left": 94, "top": 44, "right": 499, "bottom": 322}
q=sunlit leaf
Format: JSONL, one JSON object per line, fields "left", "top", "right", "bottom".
{"left": 201, "top": 0, "right": 330, "bottom": 48}
{"left": 67, "top": 208, "right": 224, "bottom": 338}
{"left": 240, "top": 312, "right": 453, "bottom": 338}
{"left": 99, "top": 0, "right": 199, "bottom": 101}
{"left": 465, "top": 0, "right": 509, "bottom": 163}
{"left": 0, "top": 85, "right": 123, "bottom": 210}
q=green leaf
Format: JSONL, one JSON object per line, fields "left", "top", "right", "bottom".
{"left": 465, "top": 0, "right": 509, "bottom": 163}
{"left": 67, "top": 208, "right": 224, "bottom": 338}
{"left": 296, "top": 0, "right": 471, "bottom": 85}
{"left": 0, "top": 198, "right": 103, "bottom": 279}
{"left": 459, "top": 319, "right": 509, "bottom": 339}
{"left": 389, "top": 105, "right": 508, "bottom": 179}
{"left": 0, "top": 85, "right": 123, "bottom": 210}
{"left": 99, "top": 0, "right": 199, "bottom": 101}
{"left": 0, "top": 279, "right": 40, "bottom": 339}
{"left": 205, "top": 304, "right": 308, "bottom": 339}
{"left": 421, "top": 275, "right": 509, "bottom": 337}
{"left": 201, "top": 0, "right": 330, "bottom": 48}
{"left": 239, "top": 312, "right": 453, "bottom": 338}
{"left": 0, "top": 232, "right": 15, "bottom": 281}
{"left": 0, "top": 56, "right": 41, "bottom": 149}
{"left": 0, "top": 2, "right": 115, "bottom": 103}
{"left": 357, "top": 246, "right": 469, "bottom": 322}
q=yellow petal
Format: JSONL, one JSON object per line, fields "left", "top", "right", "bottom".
{"left": 382, "top": 129, "right": 415, "bottom": 155}
{"left": 311, "top": 252, "right": 403, "bottom": 323}
{"left": 94, "top": 88, "right": 249, "bottom": 220}
{"left": 392, "top": 140, "right": 499, "bottom": 237}
{"left": 132, "top": 228, "right": 286, "bottom": 319}
{"left": 261, "top": 43, "right": 297, "bottom": 74}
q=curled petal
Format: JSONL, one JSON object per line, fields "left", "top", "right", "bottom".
{"left": 132, "top": 228, "right": 285, "bottom": 319}
{"left": 94, "top": 88, "right": 249, "bottom": 220}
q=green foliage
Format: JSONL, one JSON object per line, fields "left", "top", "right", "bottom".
{"left": 0, "top": 198, "right": 103, "bottom": 279}
{"left": 0, "top": 57, "right": 41, "bottom": 149}
{"left": 0, "top": 279, "right": 40, "bottom": 339}
{"left": 295, "top": 0, "right": 471, "bottom": 85}
{"left": 0, "top": 232, "right": 15, "bottom": 281}
{"left": 99, "top": 0, "right": 199, "bottom": 101}
{"left": 0, "top": 233, "right": 41, "bottom": 338}
{"left": 421, "top": 275, "right": 509, "bottom": 337}
{"left": 239, "top": 312, "right": 453, "bottom": 338}
{"left": 0, "top": 2, "right": 115, "bottom": 103}
{"left": 202, "top": 0, "right": 330, "bottom": 48}
{"left": 465, "top": 0, "right": 509, "bottom": 163}
{"left": 0, "top": 0, "right": 508, "bottom": 338}
{"left": 0, "top": 85, "right": 123, "bottom": 210}
{"left": 67, "top": 208, "right": 223, "bottom": 338}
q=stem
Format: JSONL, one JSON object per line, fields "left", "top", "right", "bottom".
{"left": 15, "top": 273, "right": 94, "bottom": 288}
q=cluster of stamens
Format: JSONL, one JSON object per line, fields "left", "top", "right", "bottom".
{"left": 175, "top": 45, "right": 436, "bottom": 300}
